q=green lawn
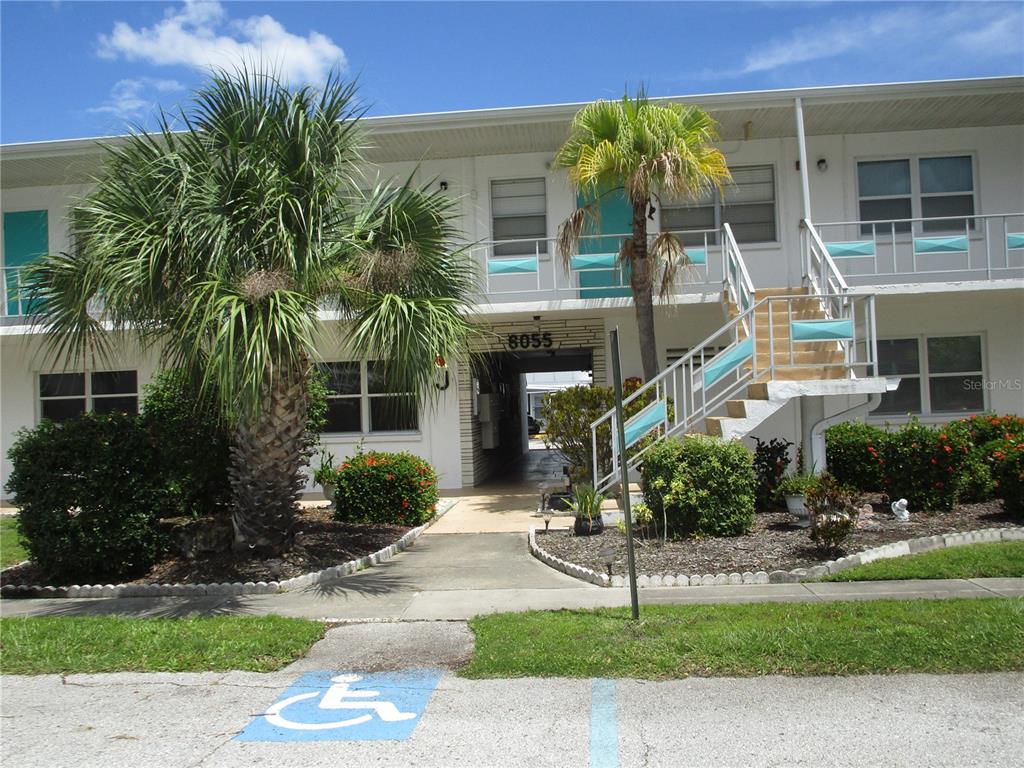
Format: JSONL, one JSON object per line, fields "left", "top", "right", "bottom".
{"left": 0, "top": 517, "right": 27, "bottom": 569}
{"left": 823, "top": 541, "right": 1024, "bottom": 582}
{"left": 0, "top": 616, "right": 325, "bottom": 675}
{"left": 463, "top": 599, "right": 1024, "bottom": 679}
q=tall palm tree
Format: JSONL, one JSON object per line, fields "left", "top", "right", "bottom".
{"left": 27, "top": 69, "right": 476, "bottom": 556}
{"left": 554, "top": 90, "right": 731, "bottom": 381}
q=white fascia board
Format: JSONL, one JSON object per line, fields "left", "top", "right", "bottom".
{"left": 4, "top": 76, "right": 1021, "bottom": 156}
{"left": 848, "top": 278, "right": 1024, "bottom": 296}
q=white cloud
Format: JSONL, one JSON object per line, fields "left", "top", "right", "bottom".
{"left": 719, "top": 2, "right": 1022, "bottom": 78}
{"left": 96, "top": 0, "right": 346, "bottom": 84}
{"left": 87, "top": 77, "right": 185, "bottom": 120}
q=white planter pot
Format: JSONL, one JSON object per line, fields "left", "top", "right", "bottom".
{"left": 785, "top": 494, "right": 810, "bottom": 528}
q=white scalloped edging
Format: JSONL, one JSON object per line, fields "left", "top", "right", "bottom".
{"left": 529, "top": 525, "right": 1024, "bottom": 588}
{"left": 0, "top": 499, "right": 457, "bottom": 600}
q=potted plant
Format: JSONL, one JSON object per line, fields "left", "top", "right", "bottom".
{"left": 313, "top": 450, "right": 337, "bottom": 509}
{"left": 569, "top": 484, "right": 605, "bottom": 536}
{"left": 777, "top": 473, "right": 820, "bottom": 528}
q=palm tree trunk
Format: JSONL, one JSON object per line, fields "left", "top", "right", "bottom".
{"left": 630, "top": 202, "right": 660, "bottom": 381}
{"left": 228, "top": 369, "right": 310, "bottom": 556}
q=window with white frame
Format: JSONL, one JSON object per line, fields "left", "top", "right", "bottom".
{"left": 320, "top": 361, "right": 418, "bottom": 434}
{"left": 661, "top": 164, "right": 777, "bottom": 245}
{"left": 875, "top": 335, "right": 984, "bottom": 416}
{"left": 38, "top": 370, "right": 138, "bottom": 422}
{"left": 857, "top": 155, "right": 975, "bottom": 235}
{"left": 490, "top": 178, "right": 547, "bottom": 256}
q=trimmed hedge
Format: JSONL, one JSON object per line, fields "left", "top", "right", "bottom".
{"left": 332, "top": 450, "right": 439, "bottom": 527}
{"left": 140, "top": 370, "right": 232, "bottom": 518}
{"left": 5, "top": 414, "right": 168, "bottom": 583}
{"left": 642, "top": 436, "right": 756, "bottom": 537}
{"left": 989, "top": 435, "right": 1024, "bottom": 518}
{"left": 824, "top": 422, "right": 885, "bottom": 492}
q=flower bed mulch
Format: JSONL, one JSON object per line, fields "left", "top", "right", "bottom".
{"left": 539, "top": 498, "right": 1020, "bottom": 577}
{"left": 0, "top": 506, "right": 410, "bottom": 588}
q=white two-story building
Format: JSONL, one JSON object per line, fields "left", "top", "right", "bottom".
{"left": 2, "top": 76, "right": 1022, "bottom": 497}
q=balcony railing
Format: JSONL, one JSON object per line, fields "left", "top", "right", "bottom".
{"left": 812, "top": 213, "right": 1024, "bottom": 286}
{"left": 471, "top": 228, "right": 729, "bottom": 303}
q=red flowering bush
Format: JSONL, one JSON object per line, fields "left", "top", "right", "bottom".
{"left": 332, "top": 449, "right": 439, "bottom": 526}
{"left": 824, "top": 422, "right": 886, "bottom": 491}
{"left": 952, "top": 413, "right": 1024, "bottom": 446}
{"left": 878, "top": 420, "right": 970, "bottom": 513}
{"left": 988, "top": 436, "right": 1024, "bottom": 518}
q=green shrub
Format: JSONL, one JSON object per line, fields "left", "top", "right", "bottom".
{"left": 542, "top": 380, "right": 671, "bottom": 486}
{"left": 957, "top": 444, "right": 996, "bottom": 503}
{"left": 879, "top": 420, "right": 970, "bottom": 513}
{"left": 140, "top": 370, "right": 232, "bottom": 518}
{"left": 332, "top": 449, "right": 438, "bottom": 526}
{"left": 825, "top": 421, "right": 886, "bottom": 491}
{"left": 644, "top": 436, "right": 756, "bottom": 537}
{"left": 751, "top": 436, "right": 792, "bottom": 508}
{"left": 989, "top": 435, "right": 1024, "bottom": 518}
{"left": 4, "top": 414, "right": 168, "bottom": 583}
{"left": 806, "top": 474, "right": 861, "bottom": 555}
{"left": 640, "top": 438, "right": 685, "bottom": 522}
{"left": 951, "top": 413, "right": 1024, "bottom": 446}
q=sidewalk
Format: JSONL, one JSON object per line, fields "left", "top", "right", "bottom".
{"left": 2, "top": 575, "right": 1021, "bottom": 621}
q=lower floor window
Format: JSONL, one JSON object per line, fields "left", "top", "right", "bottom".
{"left": 876, "top": 335, "right": 984, "bottom": 416}
{"left": 38, "top": 370, "right": 138, "bottom": 422}
{"left": 320, "top": 361, "right": 418, "bottom": 434}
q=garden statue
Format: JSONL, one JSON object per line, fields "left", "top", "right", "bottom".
{"left": 891, "top": 498, "right": 909, "bottom": 522}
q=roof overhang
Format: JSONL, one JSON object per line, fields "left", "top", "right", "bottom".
{"left": 3, "top": 76, "right": 1022, "bottom": 189}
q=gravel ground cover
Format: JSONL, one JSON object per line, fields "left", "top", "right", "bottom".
{"left": 539, "top": 499, "right": 1018, "bottom": 576}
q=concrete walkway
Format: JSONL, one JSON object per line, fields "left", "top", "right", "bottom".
{"left": 2, "top": 529, "right": 1021, "bottom": 620}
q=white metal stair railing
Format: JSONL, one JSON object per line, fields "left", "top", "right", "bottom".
{"left": 590, "top": 296, "right": 762, "bottom": 494}
{"left": 722, "top": 222, "right": 756, "bottom": 328}
{"left": 801, "top": 218, "right": 851, "bottom": 322}
{"left": 589, "top": 288, "right": 880, "bottom": 494}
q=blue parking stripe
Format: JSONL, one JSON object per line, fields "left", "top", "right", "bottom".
{"left": 590, "top": 678, "right": 619, "bottom": 768}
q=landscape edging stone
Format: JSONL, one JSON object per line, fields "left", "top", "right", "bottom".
{"left": 0, "top": 498, "right": 457, "bottom": 600}
{"left": 527, "top": 525, "right": 1024, "bottom": 588}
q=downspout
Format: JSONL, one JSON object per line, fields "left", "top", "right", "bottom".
{"left": 808, "top": 385, "right": 895, "bottom": 474}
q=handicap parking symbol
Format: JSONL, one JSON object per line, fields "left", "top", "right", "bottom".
{"left": 236, "top": 669, "right": 442, "bottom": 742}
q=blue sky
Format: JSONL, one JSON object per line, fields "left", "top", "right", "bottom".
{"left": 2, "top": 1, "right": 1022, "bottom": 143}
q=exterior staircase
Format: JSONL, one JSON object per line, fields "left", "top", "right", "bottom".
{"left": 591, "top": 223, "right": 891, "bottom": 494}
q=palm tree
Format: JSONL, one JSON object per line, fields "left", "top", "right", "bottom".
{"left": 27, "top": 69, "right": 476, "bottom": 556}
{"left": 554, "top": 90, "right": 731, "bottom": 381}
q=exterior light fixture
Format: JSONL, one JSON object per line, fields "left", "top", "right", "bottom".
{"left": 542, "top": 510, "right": 554, "bottom": 533}
{"left": 816, "top": 158, "right": 828, "bottom": 173}
{"left": 598, "top": 547, "right": 616, "bottom": 578}
{"left": 439, "top": 180, "right": 448, "bottom": 191}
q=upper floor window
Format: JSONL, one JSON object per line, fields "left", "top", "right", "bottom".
{"left": 661, "top": 164, "right": 777, "bottom": 245}
{"left": 38, "top": 370, "right": 138, "bottom": 423}
{"left": 875, "top": 334, "right": 984, "bottom": 416}
{"left": 3, "top": 210, "right": 48, "bottom": 316}
{"left": 857, "top": 155, "right": 975, "bottom": 235}
{"left": 320, "top": 361, "right": 418, "bottom": 434}
{"left": 491, "top": 178, "right": 547, "bottom": 256}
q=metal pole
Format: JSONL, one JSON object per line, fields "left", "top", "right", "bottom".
{"left": 794, "top": 97, "right": 812, "bottom": 224}
{"left": 610, "top": 326, "right": 640, "bottom": 620}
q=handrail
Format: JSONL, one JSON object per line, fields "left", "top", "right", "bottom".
{"left": 815, "top": 211, "right": 1023, "bottom": 228}
{"left": 802, "top": 219, "right": 849, "bottom": 318}
{"left": 590, "top": 288, "right": 879, "bottom": 493}
{"left": 722, "top": 222, "right": 756, "bottom": 330}
{"left": 589, "top": 293, "right": 766, "bottom": 491}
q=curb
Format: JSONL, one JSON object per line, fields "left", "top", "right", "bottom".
{"left": 528, "top": 524, "right": 1024, "bottom": 588}
{"left": 0, "top": 498, "right": 458, "bottom": 600}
